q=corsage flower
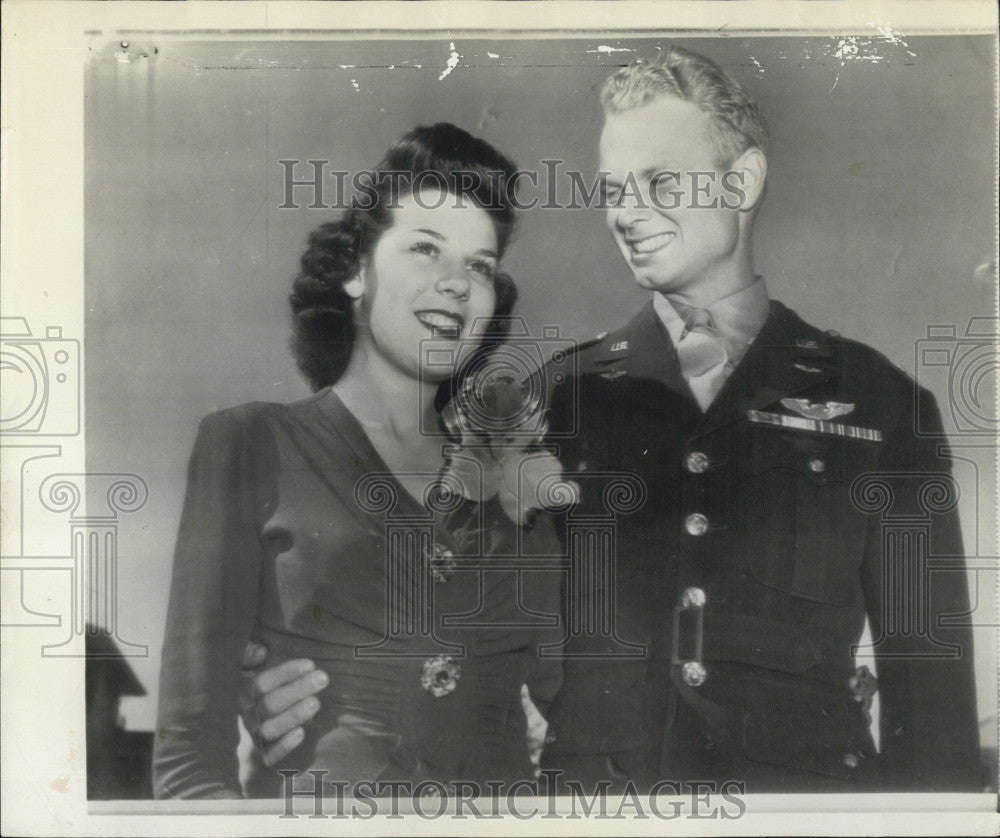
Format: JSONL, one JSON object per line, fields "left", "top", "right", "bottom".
{"left": 423, "top": 541, "right": 457, "bottom": 583}
{"left": 439, "top": 367, "right": 579, "bottom": 525}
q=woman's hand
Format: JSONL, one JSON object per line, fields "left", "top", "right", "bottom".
{"left": 239, "top": 642, "right": 328, "bottom": 766}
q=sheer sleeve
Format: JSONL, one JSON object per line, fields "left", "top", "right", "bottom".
{"left": 153, "top": 409, "right": 267, "bottom": 799}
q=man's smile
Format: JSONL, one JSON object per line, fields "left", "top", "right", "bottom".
{"left": 625, "top": 231, "right": 676, "bottom": 257}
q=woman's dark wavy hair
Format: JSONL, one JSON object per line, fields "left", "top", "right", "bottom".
{"left": 289, "top": 123, "right": 520, "bottom": 402}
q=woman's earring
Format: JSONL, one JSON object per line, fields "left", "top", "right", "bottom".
{"left": 343, "top": 274, "right": 364, "bottom": 299}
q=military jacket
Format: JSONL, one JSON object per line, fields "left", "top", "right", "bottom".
{"left": 541, "top": 299, "right": 980, "bottom": 792}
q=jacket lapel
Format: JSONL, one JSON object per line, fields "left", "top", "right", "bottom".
{"left": 592, "top": 301, "right": 693, "bottom": 407}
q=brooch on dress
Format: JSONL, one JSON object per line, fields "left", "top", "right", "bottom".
{"left": 421, "top": 655, "right": 461, "bottom": 697}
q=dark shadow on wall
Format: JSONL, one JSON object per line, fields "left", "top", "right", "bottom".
{"left": 86, "top": 626, "right": 154, "bottom": 799}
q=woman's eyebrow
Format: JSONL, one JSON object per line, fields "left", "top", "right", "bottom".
{"left": 412, "top": 227, "right": 446, "bottom": 240}
{"left": 412, "top": 228, "right": 497, "bottom": 259}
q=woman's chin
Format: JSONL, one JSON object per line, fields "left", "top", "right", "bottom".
{"left": 408, "top": 362, "right": 457, "bottom": 385}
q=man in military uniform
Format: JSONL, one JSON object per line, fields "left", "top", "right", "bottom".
{"left": 241, "top": 46, "right": 980, "bottom": 792}
{"left": 538, "top": 46, "right": 980, "bottom": 792}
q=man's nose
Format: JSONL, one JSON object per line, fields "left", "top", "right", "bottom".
{"left": 611, "top": 191, "right": 652, "bottom": 227}
{"left": 614, "top": 202, "right": 652, "bottom": 230}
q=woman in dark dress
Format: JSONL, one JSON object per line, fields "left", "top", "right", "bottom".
{"left": 153, "top": 124, "right": 564, "bottom": 799}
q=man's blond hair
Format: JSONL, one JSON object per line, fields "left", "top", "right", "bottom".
{"left": 601, "top": 45, "right": 769, "bottom": 166}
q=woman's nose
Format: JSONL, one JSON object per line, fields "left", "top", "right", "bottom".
{"left": 435, "top": 267, "right": 471, "bottom": 300}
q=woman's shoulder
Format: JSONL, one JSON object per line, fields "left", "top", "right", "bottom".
{"left": 188, "top": 391, "right": 335, "bottom": 460}
{"left": 198, "top": 389, "right": 331, "bottom": 428}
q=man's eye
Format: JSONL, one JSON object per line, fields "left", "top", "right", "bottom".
{"left": 411, "top": 241, "right": 440, "bottom": 257}
{"left": 603, "top": 187, "right": 622, "bottom": 206}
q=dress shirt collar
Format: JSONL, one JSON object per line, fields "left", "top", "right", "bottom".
{"left": 653, "top": 275, "right": 770, "bottom": 365}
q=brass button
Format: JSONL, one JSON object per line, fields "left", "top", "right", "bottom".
{"left": 681, "top": 661, "right": 707, "bottom": 687}
{"left": 684, "top": 513, "right": 709, "bottom": 536}
{"left": 808, "top": 458, "right": 826, "bottom": 473}
{"left": 843, "top": 753, "right": 860, "bottom": 770}
{"left": 681, "top": 587, "right": 706, "bottom": 608}
{"left": 685, "top": 451, "right": 710, "bottom": 474}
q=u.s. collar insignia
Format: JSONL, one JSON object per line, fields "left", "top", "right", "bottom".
{"left": 610, "top": 340, "right": 629, "bottom": 353}
{"left": 600, "top": 369, "right": 626, "bottom": 380}
{"left": 781, "top": 398, "right": 855, "bottom": 420}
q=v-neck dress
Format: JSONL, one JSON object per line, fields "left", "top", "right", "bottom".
{"left": 153, "top": 388, "right": 564, "bottom": 798}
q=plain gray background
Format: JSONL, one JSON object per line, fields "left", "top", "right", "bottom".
{"left": 84, "top": 35, "right": 996, "bottom": 747}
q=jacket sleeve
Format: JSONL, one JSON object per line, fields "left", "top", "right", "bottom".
{"left": 152, "top": 410, "right": 266, "bottom": 799}
{"left": 860, "top": 381, "right": 981, "bottom": 790}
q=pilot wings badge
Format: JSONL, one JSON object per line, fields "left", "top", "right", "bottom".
{"left": 780, "top": 398, "right": 855, "bottom": 421}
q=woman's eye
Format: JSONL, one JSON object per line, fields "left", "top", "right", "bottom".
{"left": 411, "top": 241, "right": 440, "bottom": 257}
{"left": 468, "top": 260, "right": 496, "bottom": 279}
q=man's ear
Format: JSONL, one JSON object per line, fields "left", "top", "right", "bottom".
{"left": 731, "top": 146, "right": 768, "bottom": 212}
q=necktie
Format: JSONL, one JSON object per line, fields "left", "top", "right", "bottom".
{"left": 675, "top": 307, "right": 728, "bottom": 409}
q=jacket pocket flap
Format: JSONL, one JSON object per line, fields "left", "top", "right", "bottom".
{"left": 741, "top": 675, "right": 875, "bottom": 779}
{"left": 748, "top": 428, "right": 876, "bottom": 485}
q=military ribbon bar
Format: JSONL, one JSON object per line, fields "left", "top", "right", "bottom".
{"left": 747, "top": 409, "right": 883, "bottom": 442}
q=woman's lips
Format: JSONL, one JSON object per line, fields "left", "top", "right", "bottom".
{"left": 415, "top": 309, "right": 464, "bottom": 338}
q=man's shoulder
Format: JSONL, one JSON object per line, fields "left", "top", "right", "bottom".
{"left": 544, "top": 303, "right": 654, "bottom": 377}
{"left": 774, "top": 300, "right": 915, "bottom": 391}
